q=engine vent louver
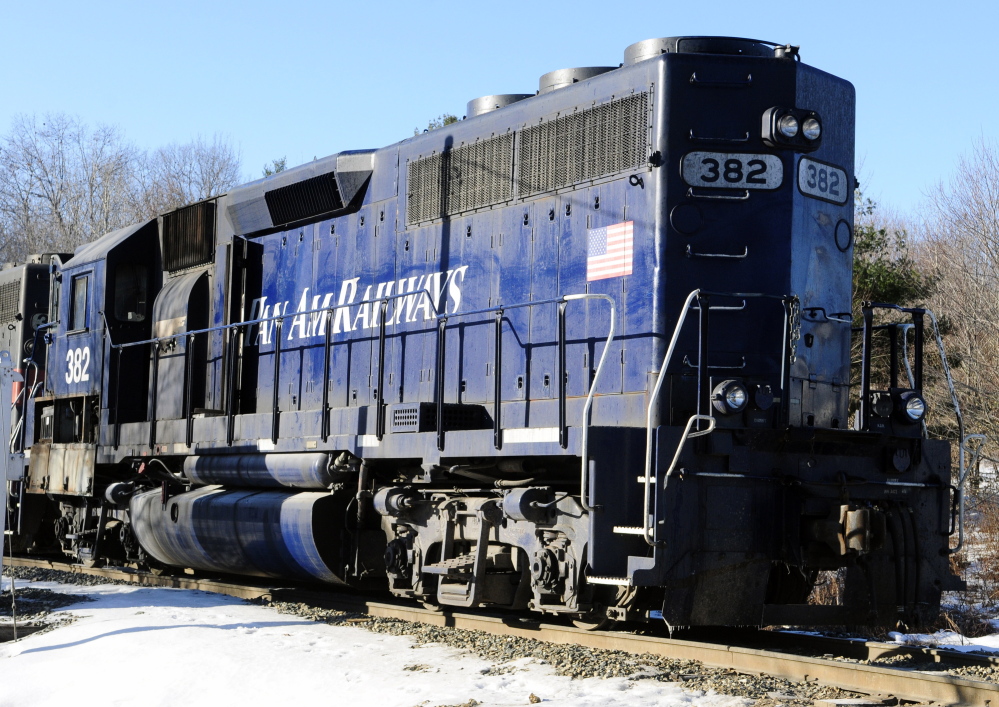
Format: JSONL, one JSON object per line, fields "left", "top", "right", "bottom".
{"left": 264, "top": 172, "right": 343, "bottom": 227}
{"left": 224, "top": 152, "right": 373, "bottom": 236}
{"left": 405, "top": 93, "right": 649, "bottom": 227}
{"left": 162, "top": 201, "right": 216, "bottom": 273}
{"left": 407, "top": 133, "right": 514, "bottom": 225}
{"left": 389, "top": 402, "right": 491, "bottom": 433}
{"left": 0, "top": 280, "right": 20, "bottom": 324}
{"left": 519, "top": 92, "right": 649, "bottom": 197}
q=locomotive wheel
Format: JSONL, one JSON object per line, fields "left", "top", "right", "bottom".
{"left": 144, "top": 559, "right": 170, "bottom": 576}
{"left": 572, "top": 583, "right": 638, "bottom": 630}
{"left": 571, "top": 604, "right": 615, "bottom": 631}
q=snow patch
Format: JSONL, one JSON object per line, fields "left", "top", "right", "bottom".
{"left": 0, "top": 580, "right": 749, "bottom": 707}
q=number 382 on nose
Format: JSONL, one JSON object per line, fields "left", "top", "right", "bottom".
{"left": 681, "top": 152, "right": 783, "bottom": 190}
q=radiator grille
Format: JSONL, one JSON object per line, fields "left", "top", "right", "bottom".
{"left": 389, "top": 402, "right": 491, "bottom": 432}
{"left": 391, "top": 406, "right": 424, "bottom": 433}
{"left": 0, "top": 280, "right": 20, "bottom": 323}
{"left": 518, "top": 92, "right": 649, "bottom": 196}
{"left": 407, "top": 133, "right": 514, "bottom": 224}
{"left": 265, "top": 172, "right": 344, "bottom": 227}
{"left": 162, "top": 201, "right": 217, "bottom": 272}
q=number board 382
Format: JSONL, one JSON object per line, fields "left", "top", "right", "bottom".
{"left": 681, "top": 152, "right": 783, "bottom": 190}
{"left": 797, "top": 157, "right": 849, "bottom": 205}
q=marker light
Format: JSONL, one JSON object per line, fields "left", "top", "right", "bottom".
{"left": 872, "top": 393, "right": 894, "bottom": 418}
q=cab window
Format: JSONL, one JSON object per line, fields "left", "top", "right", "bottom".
{"left": 70, "top": 275, "right": 89, "bottom": 330}
{"left": 114, "top": 264, "right": 148, "bottom": 322}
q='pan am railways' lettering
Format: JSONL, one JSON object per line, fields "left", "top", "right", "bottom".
{"left": 247, "top": 265, "right": 469, "bottom": 345}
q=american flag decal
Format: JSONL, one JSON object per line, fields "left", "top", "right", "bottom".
{"left": 587, "top": 221, "right": 634, "bottom": 281}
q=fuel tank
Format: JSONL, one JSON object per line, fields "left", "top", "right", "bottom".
{"left": 129, "top": 486, "right": 348, "bottom": 583}
{"left": 182, "top": 453, "right": 340, "bottom": 489}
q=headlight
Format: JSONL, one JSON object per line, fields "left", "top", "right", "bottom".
{"left": 902, "top": 392, "right": 926, "bottom": 422}
{"left": 712, "top": 380, "right": 749, "bottom": 415}
{"left": 802, "top": 117, "right": 821, "bottom": 140}
{"left": 778, "top": 114, "right": 799, "bottom": 138}
{"left": 762, "top": 107, "right": 823, "bottom": 151}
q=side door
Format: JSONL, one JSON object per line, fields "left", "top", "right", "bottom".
{"left": 52, "top": 264, "right": 103, "bottom": 401}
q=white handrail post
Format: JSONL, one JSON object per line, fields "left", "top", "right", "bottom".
{"left": 563, "top": 293, "right": 615, "bottom": 513}
{"left": 642, "top": 290, "right": 704, "bottom": 546}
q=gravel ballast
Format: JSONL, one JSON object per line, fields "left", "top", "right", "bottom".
{"left": 5, "top": 564, "right": 997, "bottom": 702}
{"left": 1, "top": 568, "right": 96, "bottom": 639}
{"left": 253, "top": 598, "right": 861, "bottom": 704}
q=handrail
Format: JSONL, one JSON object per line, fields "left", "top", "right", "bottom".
{"left": 271, "top": 319, "right": 283, "bottom": 443}
{"left": 149, "top": 342, "right": 159, "bottom": 448}
{"left": 9, "top": 362, "right": 42, "bottom": 455}
{"left": 493, "top": 310, "right": 502, "bottom": 450}
{"left": 661, "top": 413, "right": 717, "bottom": 496}
{"left": 225, "top": 327, "right": 238, "bottom": 446}
{"left": 427, "top": 292, "right": 615, "bottom": 468}
{"left": 109, "top": 287, "right": 615, "bottom": 469}
{"left": 954, "top": 434, "right": 987, "bottom": 554}
{"left": 643, "top": 289, "right": 702, "bottom": 545}
{"left": 564, "top": 293, "right": 616, "bottom": 513}
{"left": 558, "top": 302, "right": 568, "bottom": 448}
{"left": 641, "top": 290, "right": 797, "bottom": 546}
{"left": 107, "top": 290, "right": 576, "bottom": 352}
{"left": 860, "top": 302, "right": 925, "bottom": 431}
{"left": 922, "top": 307, "right": 988, "bottom": 554}
{"left": 184, "top": 332, "right": 195, "bottom": 447}
{"left": 861, "top": 304, "right": 987, "bottom": 554}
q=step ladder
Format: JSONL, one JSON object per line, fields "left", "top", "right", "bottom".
{"left": 423, "top": 506, "right": 494, "bottom": 608}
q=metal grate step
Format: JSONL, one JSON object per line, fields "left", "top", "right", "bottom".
{"left": 586, "top": 575, "right": 631, "bottom": 586}
{"left": 423, "top": 552, "right": 476, "bottom": 576}
{"left": 612, "top": 526, "right": 646, "bottom": 535}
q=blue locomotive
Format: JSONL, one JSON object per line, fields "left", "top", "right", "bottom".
{"left": 4, "top": 36, "right": 966, "bottom": 627}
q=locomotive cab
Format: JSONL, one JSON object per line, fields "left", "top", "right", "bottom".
{"left": 22, "top": 219, "right": 161, "bottom": 559}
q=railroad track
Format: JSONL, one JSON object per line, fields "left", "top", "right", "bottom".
{"left": 5, "top": 556, "right": 998, "bottom": 706}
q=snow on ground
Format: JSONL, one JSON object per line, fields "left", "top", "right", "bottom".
{"left": 887, "top": 628, "right": 999, "bottom": 653}
{"left": 0, "top": 579, "right": 747, "bottom": 707}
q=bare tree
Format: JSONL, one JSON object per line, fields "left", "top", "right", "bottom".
{"left": 918, "top": 138, "right": 999, "bottom": 457}
{"left": 0, "top": 113, "right": 143, "bottom": 260}
{"left": 0, "top": 116, "right": 245, "bottom": 262}
{"left": 140, "top": 134, "right": 243, "bottom": 215}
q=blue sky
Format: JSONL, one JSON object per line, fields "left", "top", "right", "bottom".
{"left": 2, "top": 1, "right": 995, "bottom": 216}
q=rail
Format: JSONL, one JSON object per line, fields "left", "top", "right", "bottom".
{"left": 107, "top": 290, "right": 616, "bottom": 481}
